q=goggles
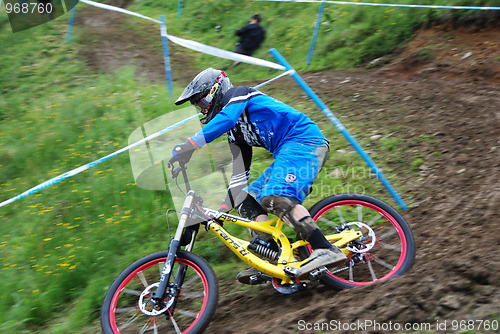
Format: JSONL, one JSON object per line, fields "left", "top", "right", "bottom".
{"left": 190, "top": 97, "right": 210, "bottom": 114}
{"left": 190, "top": 71, "right": 227, "bottom": 115}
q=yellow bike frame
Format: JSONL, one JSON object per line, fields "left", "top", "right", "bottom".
{"left": 206, "top": 212, "right": 362, "bottom": 285}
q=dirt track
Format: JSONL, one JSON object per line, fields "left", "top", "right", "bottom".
{"left": 75, "top": 7, "right": 499, "bottom": 333}
{"left": 206, "top": 28, "right": 500, "bottom": 333}
{"left": 208, "top": 70, "right": 500, "bottom": 334}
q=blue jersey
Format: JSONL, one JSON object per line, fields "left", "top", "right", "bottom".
{"left": 191, "top": 86, "right": 326, "bottom": 153}
{"left": 190, "top": 86, "right": 328, "bottom": 209}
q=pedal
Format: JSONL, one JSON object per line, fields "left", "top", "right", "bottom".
{"left": 283, "top": 266, "right": 299, "bottom": 277}
{"left": 247, "top": 273, "right": 271, "bottom": 285}
{"left": 249, "top": 275, "right": 259, "bottom": 284}
{"left": 309, "top": 266, "right": 328, "bottom": 280}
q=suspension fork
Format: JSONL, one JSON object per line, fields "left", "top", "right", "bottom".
{"left": 152, "top": 191, "right": 196, "bottom": 300}
{"left": 173, "top": 225, "right": 199, "bottom": 288}
{"left": 161, "top": 226, "right": 199, "bottom": 317}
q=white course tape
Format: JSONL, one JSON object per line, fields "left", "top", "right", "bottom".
{"left": 254, "top": 0, "right": 500, "bottom": 11}
{"left": 166, "top": 34, "right": 286, "bottom": 71}
{"left": 79, "top": 0, "right": 161, "bottom": 23}
{"left": 0, "top": 2, "right": 292, "bottom": 208}
{"left": 79, "top": 0, "right": 285, "bottom": 70}
{"left": 253, "top": 69, "right": 295, "bottom": 89}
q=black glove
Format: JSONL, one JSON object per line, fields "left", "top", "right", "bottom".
{"left": 171, "top": 140, "right": 196, "bottom": 164}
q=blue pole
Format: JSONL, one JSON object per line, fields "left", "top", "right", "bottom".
{"left": 160, "top": 15, "right": 174, "bottom": 99}
{"left": 177, "top": 0, "right": 183, "bottom": 19}
{"left": 307, "top": 1, "right": 325, "bottom": 66}
{"left": 66, "top": 3, "right": 77, "bottom": 43}
{"left": 269, "top": 48, "right": 407, "bottom": 210}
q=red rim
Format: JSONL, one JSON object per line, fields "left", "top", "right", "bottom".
{"left": 109, "top": 257, "right": 210, "bottom": 333}
{"left": 312, "top": 200, "right": 408, "bottom": 286}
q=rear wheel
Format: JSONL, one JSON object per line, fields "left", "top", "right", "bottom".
{"left": 306, "top": 193, "right": 415, "bottom": 289}
{"left": 101, "top": 250, "right": 218, "bottom": 333}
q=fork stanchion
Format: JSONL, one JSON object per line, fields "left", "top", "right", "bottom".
{"left": 269, "top": 48, "right": 408, "bottom": 211}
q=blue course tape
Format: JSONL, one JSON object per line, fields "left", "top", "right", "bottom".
{"left": 269, "top": 48, "right": 408, "bottom": 210}
{"left": 255, "top": 0, "right": 500, "bottom": 11}
{"left": 0, "top": 114, "right": 201, "bottom": 208}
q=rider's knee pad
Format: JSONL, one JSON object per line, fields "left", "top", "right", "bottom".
{"left": 235, "top": 192, "right": 267, "bottom": 220}
{"left": 261, "top": 195, "right": 318, "bottom": 240}
{"left": 294, "top": 216, "right": 320, "bottom": 240}
{"left": 261, "top": 195, "right": 297, "bottom": 218}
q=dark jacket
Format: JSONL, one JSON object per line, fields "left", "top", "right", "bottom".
{"left": 236, "top": 23, "right": 265, "bottom": 51}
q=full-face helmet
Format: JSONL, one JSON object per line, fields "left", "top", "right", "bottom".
{"left": 175, "top": 68, "right": 233, "bottom": 124}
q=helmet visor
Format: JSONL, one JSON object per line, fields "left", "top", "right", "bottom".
{"left": 191, "top": 97, "right": 210, "bottom": 115}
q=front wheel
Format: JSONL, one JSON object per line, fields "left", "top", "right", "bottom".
{"left": 101, "top": 250, "right": 218, "bottom": 334}
{"left": 307, "top": 193, "right": 415, "bottom": 289}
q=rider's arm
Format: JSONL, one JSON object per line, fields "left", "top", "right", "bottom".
{"left": 220, "top": 142, "right": 252, "bottom": 212}
{"left": 190, "top": 87, "right": 263, "bottom": 149}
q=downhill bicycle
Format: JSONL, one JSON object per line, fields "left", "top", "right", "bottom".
{"left": 101, "top": 159, "right": 415, "bottom": 333}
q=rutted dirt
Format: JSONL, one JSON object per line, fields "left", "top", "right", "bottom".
{"left": 75, "top": 6, "right": 499, "bottom": 333}
{"left": 207, "top": 72, "right": 500, "bottom": 333}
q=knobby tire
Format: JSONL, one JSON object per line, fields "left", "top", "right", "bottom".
{"left": 307, "top": 193, "right": 415, "bottom": 289}
{"left": 101, "top": 250, "right": 218, "bottom": 334}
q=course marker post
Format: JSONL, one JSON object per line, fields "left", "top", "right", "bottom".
{"left": 269, "top": 48, "right": 407, "bottom": 210}
{"left": 177, "top": 0, "right": 184, "bottom": 18}
{"left": 307, "top": 1, "right": 325, "bottom": 65}
{"left": 66, "top": 2, "right": 77, "bottom": 42}
{"left": 160, "top": 15, "right": 174, "bottom": 99}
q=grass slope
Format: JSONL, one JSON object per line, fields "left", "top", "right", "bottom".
{"left": 0, "top": 0, "right": 493, "bottom": 332}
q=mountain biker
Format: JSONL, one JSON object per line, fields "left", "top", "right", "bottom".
{"left": 171, "top": 68, "right": 346, "bottom": 282}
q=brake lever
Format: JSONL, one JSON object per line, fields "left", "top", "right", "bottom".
{"left": 168, "top": 158, "right": 187, "bottom": 180}
{"left": 172, "top": 166, "right": 182, "bottom": 179}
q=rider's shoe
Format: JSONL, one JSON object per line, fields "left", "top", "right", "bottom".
{"left": 296, "top": 246, "right": 346, "bottom": 280}
{"left": 236, "top": 268, "right": 268, "bottom": 285}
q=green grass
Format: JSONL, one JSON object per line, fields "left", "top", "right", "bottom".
{"left": 0, "top": 15, "right": 179, "bottom": 332}
{"left": 0, "top": 0, "right": 494, "bottom": 332}
{"left": 126, "top": 0, "right": 497, "bottom": 72}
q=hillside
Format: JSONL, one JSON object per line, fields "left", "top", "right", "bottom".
{"left": 208, "top": 35, "right": 500, "bottom": 334}
{"left": 206, "top": 24, "right": 500, "bottom": 334}
{"left": 1, "top": 2, "right": 499, "bottom": 333}
{"left": 73, "top": 6, "right": 500, "bottom": 332}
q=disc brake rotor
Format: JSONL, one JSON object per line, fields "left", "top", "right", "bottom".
{"left": 139, "top": 282, "right": 175, "bottom": 316}
{"left": 345, "top": 222, "right": 376, "bottom": 253}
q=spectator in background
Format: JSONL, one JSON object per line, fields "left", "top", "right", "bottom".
{"left": 232, "top": 14, "right": 266, "bottom": 66}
